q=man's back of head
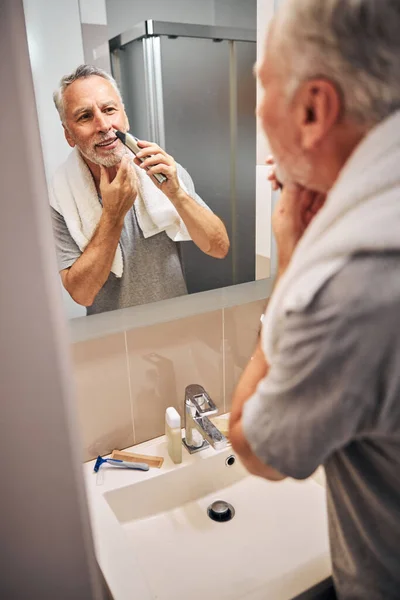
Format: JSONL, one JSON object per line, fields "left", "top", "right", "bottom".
{"left": 258, "top": 0, "right": 400, "bottom": 192}
{"left": 275, "top": 0, "right": 400, "bottom": 126}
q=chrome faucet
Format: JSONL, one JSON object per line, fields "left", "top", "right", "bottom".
{"left": 182, "top": 384, "right": 228, "bottom": 454}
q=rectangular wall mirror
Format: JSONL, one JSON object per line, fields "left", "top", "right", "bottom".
{"left": 25, "top": 0, "right": 272, "bottom": 331}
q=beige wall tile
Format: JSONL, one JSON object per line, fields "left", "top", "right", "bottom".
{"left": 72, "top": 333, "right": 134, "bottom": 461}
{"left": 256, "top": 254, "right": 271, "bottom": 280}
{"left": 224, "top": 299, "right": 267, "bottom": 410}
{"left": 126, "top": 311, "right": 223, "bottom": 445}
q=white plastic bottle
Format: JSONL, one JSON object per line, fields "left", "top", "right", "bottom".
{"left": 165, "top": 407, "right": 182, "bottom": 464}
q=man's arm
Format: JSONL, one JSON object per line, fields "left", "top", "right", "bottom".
{"left": 61, "top": 155, "right": 137, "bottom": 306}
{"left": 229, "top": 184, "right": 326, "bottom": 480}
{"left": 135, "top": 141, "right": 230, "bottom": 259}
{"left": 229, "top": 340, "right": 286, "bottom": 481}
{"left": 61, "top": 215, "right": 125, "bottom": 306}
{"left": 167, "top": 188, "right": 230, "bottom": 259}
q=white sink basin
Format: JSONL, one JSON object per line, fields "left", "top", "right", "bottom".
{"left": 86, "top": 438, "right": 331, "bottom": 600}
{"left": 103, "top": 447, "right": 245, "bottom": 523}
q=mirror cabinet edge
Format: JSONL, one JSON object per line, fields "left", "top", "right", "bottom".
{"left": 68, "top": 276, "right": 275, "bottom": 344}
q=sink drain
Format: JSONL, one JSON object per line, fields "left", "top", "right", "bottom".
{"left": 207, "top": 500, "right": 235, "bottom": 522}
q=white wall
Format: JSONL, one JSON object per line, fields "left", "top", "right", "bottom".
{"left": 23, "top": 0, "right": 86, "bottom": 318}
{"left": 22, "top": 0, "right": 85, "bottom": 181}
{"left": 255, "top": 0, "right": 275, "bottom": 279}
{"left": 256, "top": 0, "right": 273, "bottom": 165}
{"left": 79, "top": 0, "right": 108, "bottom": 25}
{"left": 1, "top": 2, "right": 103, "bottom": 596}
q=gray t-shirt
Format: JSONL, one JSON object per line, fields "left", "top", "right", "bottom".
{"left": 51, "top": 164, "right": 209, "bottom": 315}
{"left": 242, "top": 252, "right": 400, "bottom": 600}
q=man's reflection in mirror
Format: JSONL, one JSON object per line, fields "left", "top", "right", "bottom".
{"left": 50, "top": 65, "right": 229, "bottom": 315}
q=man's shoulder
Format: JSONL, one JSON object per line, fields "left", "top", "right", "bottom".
{"left": 280, "top": 252, "right": 400, "bottom": 351}
{"left": 310, "top": 251, "right": 400, "bottom": 325}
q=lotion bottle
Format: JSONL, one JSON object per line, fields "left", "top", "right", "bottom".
{"left": 165, "top": 407, "right": 182, "bottom": 464}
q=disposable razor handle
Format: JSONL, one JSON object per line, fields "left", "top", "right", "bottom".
{"left": 111, "top": 449, "right": 164, "bottom": 468}
{"left": 93, "top": 454, "right": 150, "bottom": 472}
{"left": 107, "top": 459, "right": 149, "bottom": 471}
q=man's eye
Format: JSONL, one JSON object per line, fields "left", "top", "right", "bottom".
{"left": 105, "top": 107, "right": 116, "bottom": 113}
{"left": 79, "top": 114, "right": 90, "bottom": 121}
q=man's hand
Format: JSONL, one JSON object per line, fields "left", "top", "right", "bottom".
{"left": 134, "top": 140, "right": 180, "bottom": 198}
{"left": 100, "top": 154, "right": 138, "bottom": 225}
{"left": 133, "top": 139, "right": 229, "bottom": 258}
{"left": 229, "top": 340, "right": 286, "bottom": 482}
{"left": 62, "top": 153, "right": 138, "bottom": 307}
{"left": 273, "top": 183, "right": 326, "bottom": 274}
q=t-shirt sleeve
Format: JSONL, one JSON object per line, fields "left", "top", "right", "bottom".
{"left": 50, "top": 206, "right": 82, "bottom": 272}
{"left": 242, "top": 290, "right": 378, "bottom": 480}
{"left": 176, "top": 163, "right": 213, "bottom": 212}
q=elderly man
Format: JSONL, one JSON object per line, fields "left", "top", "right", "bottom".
{"left": 230, "top": 1, "right": 400, "bottom": 598}
{"left": 50, "top": 64, "right": 229, "bottom": 315}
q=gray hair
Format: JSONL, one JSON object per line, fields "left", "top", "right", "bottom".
{"left": 274, "top": 0, "right": 400, "bottom": 126}
{"left": 53, "top": 64, "right": 123, "bottom": 123}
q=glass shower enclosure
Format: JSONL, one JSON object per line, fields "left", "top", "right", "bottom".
{"left": 110, "top": 21, "right": 256, "bottom": 294}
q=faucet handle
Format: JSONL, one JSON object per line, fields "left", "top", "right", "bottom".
{"left": 185, "top": 384, "right": 218, "bottom": 417}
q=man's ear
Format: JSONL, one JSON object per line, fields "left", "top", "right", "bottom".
{"left": 63, "top": 124, "right": 75, "bottom": 148}
{"left": 295, "top": 79, "right": 341, "bottom": 151}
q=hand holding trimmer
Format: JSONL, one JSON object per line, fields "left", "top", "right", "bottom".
{"left": 115, "top": 130, "right": 168, "bottom": 185}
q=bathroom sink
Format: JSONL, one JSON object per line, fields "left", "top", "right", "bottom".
{"left": 103, "top": 447, "right": 245, "bottom": 523}
{"left": 95, "top": 443, "right": 331, "bottom": 600}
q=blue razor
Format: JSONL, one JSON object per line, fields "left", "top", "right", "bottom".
{"left": 93, "top": 455, "right": 150, "bottom": 473}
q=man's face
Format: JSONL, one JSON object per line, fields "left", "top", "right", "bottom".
{"left": 256, "top": 30, "right": 313, "bottom": 187}
{"left": 63, "top": 75, "right": 130, "bottom": 168}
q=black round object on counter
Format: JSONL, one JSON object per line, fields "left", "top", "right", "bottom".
{"left": 207, "top": 500, "right": 235, "bottom": 522}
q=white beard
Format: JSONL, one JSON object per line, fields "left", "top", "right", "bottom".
{"left": 79, "top": 142, "right": 130, "bottom": 167}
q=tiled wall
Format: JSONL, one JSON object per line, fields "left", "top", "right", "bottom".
{"left": 72, "top": 299, "right": 266, "bottom": 461}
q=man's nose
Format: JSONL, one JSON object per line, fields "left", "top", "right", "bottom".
{"left": 94, "top": 110, "right": 111, "bottom": 132}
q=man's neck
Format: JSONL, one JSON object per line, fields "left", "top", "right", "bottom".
{"left": 318, "top": 123, "right": 369, "bottom": 194}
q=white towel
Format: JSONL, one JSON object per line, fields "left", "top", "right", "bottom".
{"left": 133, "top": 159, "right": 190, "bottom": 241}
{"left": 49, "top": 148, "right": 191, "bottom": 278}
{"left": 262, "top": 110, "right": 400, "bottom": 362}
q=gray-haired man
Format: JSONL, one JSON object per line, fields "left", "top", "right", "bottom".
{"left": 51, "top": 65, "right": 229, "bottom": 315}
{"left": 230, "top": 1, "right": 400, "bottom": 598}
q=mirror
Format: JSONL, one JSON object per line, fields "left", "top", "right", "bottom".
{"left": 26, "top": 0, "right": 268, "bottom": 321}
